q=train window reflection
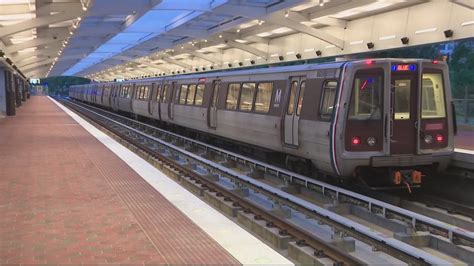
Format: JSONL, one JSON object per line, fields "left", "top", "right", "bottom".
{"left": 239, "top": 83, "right": 256, "bottom": 111}
{"left": 255, "top": 83, "right": 273, "bottom": 113}
{"left": 162, "top": 85, "right": 168, "bottom": 102}
{"left": 195, "top": 84, "right": 205, "bottom": 106}
{"left": 422, "top": 73, "right": 446, "bottom": 118}
{"left": 187, "top": 84, "right": 196, "bottom": 105}
{"left": 287, "top": 81, "right": 298, "bottom": 115}
{"left": 226, "top": 83, "right": 240, "bottom": 110}
{"left": 142, "top": 86, "right": 149, "bottom": 100}
{"left": 156, "top": 86, "right": 161, "bottom": 102}
{"left": 394, "top": 80, "right": 410, "bottom": 120}
{"left": 349, "top": 70, "right": 383, "bottom": 120}
{"left": 179, "top": 85, "right": 188, "bottom": 104}
{"left": 320, "top": 80, "right": 337, "bottom": 120}
{"left": 296, "top": 81, "right": 305, "bottom": 116}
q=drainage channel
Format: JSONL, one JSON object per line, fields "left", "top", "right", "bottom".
{"left": 62, "top": 98, "right": 474, "bottom": 265}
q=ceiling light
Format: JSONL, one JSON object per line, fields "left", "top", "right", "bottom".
{"left": 258, "top": 20, "right": 264, "bottom": 25}
{"left": 415, "top": 27, "right": 437, "bottom": 35}
{"left": 285, "top": 11, "right": 289, "bottom": 18}
{"left": 461, "top": 21, "right": 474, "bottom": 27}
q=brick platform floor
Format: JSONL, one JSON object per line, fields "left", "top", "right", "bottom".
{"left": 0, "top": 96, "right": 240, "bottom": 265}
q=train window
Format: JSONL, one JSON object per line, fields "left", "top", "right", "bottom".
{"left": 287, "top": 81, "right": 298, "bottom": 115}
{"left": 393, "top": 80, "right": 411, "bottom": 120}
{"left": 142, "top": 86, "right": 149, "bottom": 100}
{"left": 162, "top": 85, "right": 169, "bottom": 102}
{"left": 296, "top": 81, "right": 305, "bottom": 116}
{"left": 179, "top": 85, "right": 188, "bottom": 104}
{"left": 155, "top": 85, "right": 161, "bottom": 102}
{"left": 135, "top": 86, "right": 141, "bottom": 99}
{"left": 226, "top": 83, "right": 240, "bottom": 110}
{"left": 239, "top": 83, "right": 256, "bottom": 111}
{"left": 320, "top": 80, "right": 338, "bottom": 120}
{"left": 212, "top": 83, "right": 219, "bottom": 107}
{"left": 122, "top": 87, "right": 126, "bottom": 98}
{"left": 349, "top": 70, "right": 383, "bottom": 120}
{"left": 255, "top": 83, "right": 273, "bottom": 113}
{"left": 422, "top": 73, "right": 446, "bottom": 118}
{"left": 187, "top": 84, "right": 197, "bottom": 105}
{"left": 195, "top": 84, "right": 205, "bottom": 105}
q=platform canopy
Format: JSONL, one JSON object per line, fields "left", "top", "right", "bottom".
{"left": 0, "top": 0, "right": 472, "bottom": 80}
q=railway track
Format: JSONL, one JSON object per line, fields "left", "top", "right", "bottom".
{"left": 60, "top": 97, "right": 474, "bottom": 265}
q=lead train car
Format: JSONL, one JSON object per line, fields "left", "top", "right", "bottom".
{"left": 70, "top": 59, "right": 455, "bottom": 186}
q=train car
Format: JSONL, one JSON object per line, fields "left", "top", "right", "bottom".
{"left": 71, "top": 58, "right": 455, "bottom": 187}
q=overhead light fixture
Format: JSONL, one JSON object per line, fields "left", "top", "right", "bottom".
{"left": 296, "top": 53, "right": 302, "bottom": 59}
{"left": 219, "top": 34, "right": 223, "bottom": 38}
{"left": 236, "top": 28, "right": 240, "bottom": 33}
{"left": 315, "top": 50, "right": 322, "bottom": 56}
{"left": 238, "top": 62, "right": 243, "bottom": 66}
{"left": 444, "top": 29, "right": 453, "bottom": 38}
{"left": 367, "top": 42, "right": 374, "bottom": 49}
{"left": 210, "top": 66, "right": 214, "bottom": 69}
{"left": 285, "top": 11, "right": 289, "bottom": 18}
{"left": 228, "top": 63, "right": 232, "bottom": 67}
{"left": 401, "top": 37, "right": 409, "bottom": 45}
{"left": 279, "top": 56, "right": 284, "bottom": 61}
{"left": 415, "top": 27, "right": 437, "bottom": 35}
{"left": 250, "top": 60, "right": 255, "bottom": 65}
{"left": 461, "top": 21, "right": 474, "bottom": 27}
{"left": 258, "top": 20, "right": 264, "bottom": 25}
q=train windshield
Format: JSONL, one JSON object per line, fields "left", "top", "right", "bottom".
{"left": 348, "top": 69, "right": 383, "bottom": 120}
{"left": 421, "top": 72, "right": 446, "bottom": 118}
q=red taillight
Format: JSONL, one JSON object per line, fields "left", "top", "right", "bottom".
{"left": 435, "top": 134, "right": 444, "bottom": 143}
{"left": 365, "top": 59, "right": 374, "bottom": 65}
{"left": 432, "top": 60, "right": 439, "bottom": 64}
{"left": 351, "top": 136, "right": 361, "bottom": 146}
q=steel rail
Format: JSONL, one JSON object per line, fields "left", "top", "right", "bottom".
{"left": 60, "top": 99, "right": 362, "bottom": 265}
{"left": 61, "top": 98, "right": 458, "bottom": 264}
{"left": 66, "top": 98, "right": 474, "bottom": 248}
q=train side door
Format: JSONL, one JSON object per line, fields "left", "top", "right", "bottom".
{"left": 168, "top": 82, "right": 177, "bottom": 120}
{"left": 390, "top": 71, "right": 418, "bottom": 154}
{"left": 283, "top": 76, "right": 306, "bottom": 146}
{"left": 207, "top": 81, "right": 219, "bottom": 129}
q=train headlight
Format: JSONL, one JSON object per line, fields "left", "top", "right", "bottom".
{"left": 424, "top": 134, "right": 433, "bottom": 144}
{"left": 367, "top": 137, "right": 376, "bottom": 146}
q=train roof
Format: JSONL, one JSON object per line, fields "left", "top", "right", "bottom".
{"left": 88, "top": 58, "right": 444, "bottom": 86}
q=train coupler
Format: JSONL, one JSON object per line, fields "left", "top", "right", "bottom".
{"left": 391, "top": 170, "right": 423, "bottom": 192}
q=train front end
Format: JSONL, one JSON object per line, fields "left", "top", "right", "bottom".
{"left": 335, "top": 59, "right": 455, "bottom": 187}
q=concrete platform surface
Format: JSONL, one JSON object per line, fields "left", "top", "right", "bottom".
{"left": 0, "top": 96, "right": 244, "bottom": 264}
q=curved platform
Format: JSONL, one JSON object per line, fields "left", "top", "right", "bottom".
{"left": 453, "top": 129, "right": 474, "bottom": 170}
{"left": 0, "top": 96, "right": 292, "bottom": 265}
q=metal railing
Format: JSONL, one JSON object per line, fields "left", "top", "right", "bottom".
{"left": 453, "top": 99, "right": 474, "bottom": 125}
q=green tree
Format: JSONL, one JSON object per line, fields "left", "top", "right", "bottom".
{"left": 449, "top": 40, "right": 474, "bottom": 99}
{"left": 40, "top": 76, "right": 90, "bottom": 96}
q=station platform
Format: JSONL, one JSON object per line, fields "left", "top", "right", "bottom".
{"left": 0, "top": 96, "right": 292, "bottom": 265}
{"left": 455, "top": 129, "right": 474, "bottom": 150}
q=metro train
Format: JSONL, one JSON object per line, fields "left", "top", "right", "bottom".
{"left": 70, "top": 58, "right": 455, "bottom": 187}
